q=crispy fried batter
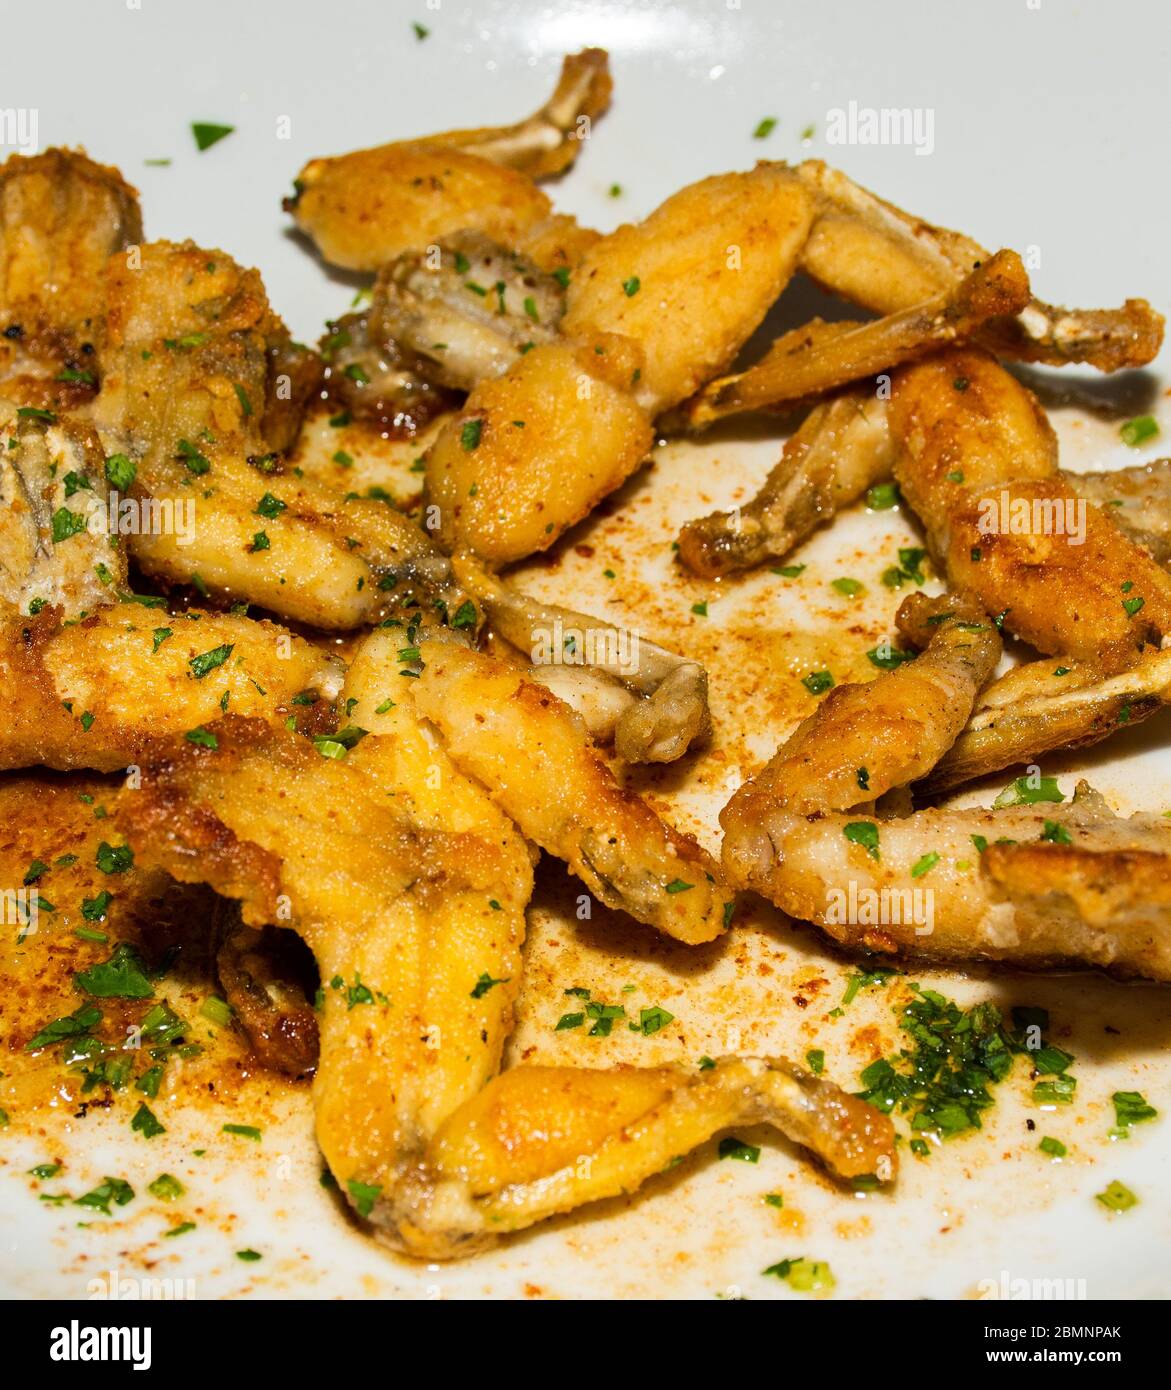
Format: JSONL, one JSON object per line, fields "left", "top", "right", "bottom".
{"left": 0, "top": 605, "right": 342, "bottom": 772}
{"left": 0, "top": 148, "right": 141, "bottom": 387}
{"left": 722, "top": 594, "right": 1171, "bottom": 980}
{"left": 93, "top": 239, "right": 456, "bottom": 627}
{"left": 890, "top": 349, "right": 1171, "bottom": 664}
{"left": 410, "top": 642, "right": 731, "bottom": 944}
{"left": 0, "top": 400, "right": 126, "bottom": 618}
{"left": 285, "top": 51, "right": 609, "bottom": 275}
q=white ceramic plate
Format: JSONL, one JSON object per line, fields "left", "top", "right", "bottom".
{"left": 2, "top": 0, "right": 1169, "bottom": 1300}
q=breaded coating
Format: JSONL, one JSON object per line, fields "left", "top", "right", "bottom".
{"left": 286, "top": 50, "right": 610, "bottom": 275}
{"left": 0, "top": 605, "right": 342, "bottom": 772}
{"left": 0, "top": 147, "right": 141, "bottom": 358}
{"left": 890, "top": 349, "right": 1171, "bottom": 664}
{"left": 410, "top": 642, "right": 732, "bottom": 944}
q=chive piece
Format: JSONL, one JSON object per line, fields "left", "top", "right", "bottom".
{"left": 200, "top": 996, "right": 234, "bottom": 1028}
{"left": 992, "top": 775, "right": 1065, "bottom": 808}
{"left": 1119, "top": 415, "right": 1158, "bottom": 448}
{"left": 1112, "top": 1090, "right": 1157, "bottom": 1128}
{"left": 1095, "top": 1180, "right": 1137, "bottom": 1212}
{"left": 222, "top": 1123, "right": 262, "bottom": 1141}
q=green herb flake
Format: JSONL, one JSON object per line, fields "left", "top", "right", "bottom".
{"left": 191, "top": 122, "right": 234, "bottom": 152}
{"left": 1119, "top": 415, "right": 1158, "bottom": 448}
{"left": 222, "top": 1123, "right": 262, "bottom": 1141}
{"left": 148, "top": 1173, "right": 184, "bottom": 1201}
{"left": 131, "top": 1103, "right": 165, "bottom": 1139}
{"left": 843, "top": 821, "right": 880, "bottom": 860}
{"left": 1096, "top": 1180, "right": 1138, "bottom": 1212}
{"left": 718, "top": 1137, "right": 760, "bottom": 1163}
{"left": 74, "top": 943, "right": 153, "bottom": 999}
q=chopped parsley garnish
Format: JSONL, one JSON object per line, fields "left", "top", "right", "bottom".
{"left": 176, "top": 438, "right": 210, "bottom": 474}
{"left": 1038, "top": 1136, "right": 1067, "bottom": 1158}
{"left": 763, "top": 1258, "right": 835, "bottom": 1292}
{"left": 51, "top": 508, "right": 88, "bottom": 543}
{"left": 843, "top": 821, "right": 880, "bottom": 860}
{"left": 95, "top": 841, "right": 134, "bottom": 874}
{"left": 910, "top": 851, "right": 939, "bottom": 879}
{"left": 1040, "top": 820, "right": 1072, "bottom": 845}
{"left": 772, "top": 564, "right": 805, "bottom": 578}
{"left": 806, "top": 1049, "right": 825, "bottom": 1075}
{"left": 254, "top": 491, "right": 286, "bottom": 519}
{"left": 347, "top": 1179, "right": 382, "bottom": 1218}
{"left": 831, "top": 576, "right": 864, "bottom": 597}
{"left": 802, "top": 670, "right": 834, "bottom": 695}
{"left": 460, "top": 419, "right": 483, "bottom": 451}
{"left": 622, "top": 276, "right": 641, "bottom": 297}
{"left": 75, "top": 1176, "right": 134, "bottom": 1214}
{"left": 188, "top": 643, "right": 234, "bottom": 679}
{"left": 752, "top": 117, "right": 778, "bottom": 139}
{"left": 633, "top": 1006, "right": 674, "bottom": 1036}
{"left": 26, "top": 1002, "right": 102, "bottom": 1051}
{"left": 185, "top": 726, "right": 218, "bottom": 749}
{"left": 857, "top": 987, "right": 1034, "bottom": 1144}
{"left": 80, "top": 890, "right": 112, "bottom": 921}
{"left": 718, "top": 1136, "right": 760, "bottom": 1163}
{"left": 866, "top": 482, "right": 900, "bottom": 510}
{"left": 131, "top": 1103, "right": 165, "bottom": 1139}
{"left": 191, "top": 122, "right": 234, "bottom": 152}
{"left": 74, "top": 943, "right": 153, "bottom": 999}
{"left": 451, "top": 599, "right": 477, "bottom": 629}
{"left": 148, "top": 1173, "right": 182, "bottom": 1206}
{"left": 664, "top": 879, "right": 694, "bottom": 894}
{"left": 470, "top": 972, "right": 509, "bottom": 999}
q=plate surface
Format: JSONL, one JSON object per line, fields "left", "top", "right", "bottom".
{"left": 2, "top": 0, "right": 1169, "bottom": 1300}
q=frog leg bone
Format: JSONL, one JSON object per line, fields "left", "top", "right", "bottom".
{"left": 116, "top": 699, "right": 894, "bottom": 1260}
{"left": 721, "top": 591, "right": 1171, "bottom": 982}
